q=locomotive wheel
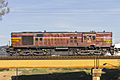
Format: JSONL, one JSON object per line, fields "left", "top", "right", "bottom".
{"left": 72, "top": 49, "right": 78, "bottom": 56}
{"left": 110, "top": 47, "right": 115, "bottom": 55}
{"left": 9, "top": 53, "right": 14, "bottom": 56}
{"left": 110, "top": 50, "right": 114, "bottom": 55}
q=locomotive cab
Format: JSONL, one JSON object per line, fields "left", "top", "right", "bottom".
{"left": 82, "top": 33, "right": 96, "bottom": 48}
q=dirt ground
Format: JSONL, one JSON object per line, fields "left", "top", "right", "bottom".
{"left": 0, "top": 71, "right": 18, "bottom": 80}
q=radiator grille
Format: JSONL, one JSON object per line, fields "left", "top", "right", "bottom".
{"left": 22, "top": 36, "right": 33, "bottom": 45}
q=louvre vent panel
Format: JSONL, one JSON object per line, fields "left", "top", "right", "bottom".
{"left": 22, "top": 36, "right": 33, "bottom": 45}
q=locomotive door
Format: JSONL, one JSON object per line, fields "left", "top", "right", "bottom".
{"left": 82, "top": 33, "right": 96, "bottom": 46}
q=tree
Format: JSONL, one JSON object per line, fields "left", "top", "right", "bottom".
{"left": 0, "top": 0, "right": 10, "bottom": 20}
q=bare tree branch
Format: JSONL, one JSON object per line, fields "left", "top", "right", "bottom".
{"left": 0, "top": 0, "right": 10, "bottom": 20}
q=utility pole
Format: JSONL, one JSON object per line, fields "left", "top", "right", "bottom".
{"left": 0, "top": 0, "right": 10, "bottom": 20}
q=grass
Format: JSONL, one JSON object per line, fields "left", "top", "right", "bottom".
{"left": 61, "top": 68, "right": 91, "bottom": 71}
{"left": 0, "top": 68, "right": 9, "bottom": 71}
{"left": 8, "top": 68, "right": 120, "bottom": 75}
{"left": 0, "top": 68, "right": 93, "bottom": 75}
{"left": 8, "top": 68, "right": 92, "bottom": 75}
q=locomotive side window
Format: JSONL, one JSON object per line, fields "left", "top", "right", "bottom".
{"left": 70, "top": 36, "right": 73, "bottom": 43}
{"left": 40, "top": 38, "right": 42, "bottom": 41}
{"left": 74, "top": 36, "right": 77, "bottom": 43}
{"left": 70, "top": 36, "right": 78, "bottom": 43}
{"left": 35, "top": 38, "right": 38, "bottom": 41}
{"left": 70, "top": 37, "right": 73, "bottom": 39}
{"left": 74, "top": 36, "right": 77, "bottom": 39}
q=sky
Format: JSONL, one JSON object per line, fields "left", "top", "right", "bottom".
{"left": 1, "top": 0, "right": 120, "bottom": 45}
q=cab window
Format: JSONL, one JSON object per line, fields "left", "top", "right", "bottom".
{"left": 92, "top": 36, "right": 96, "bottom": 40}
{"left": 89, "top": 36, "right": 92, "bottom": 40}
{"left": 84, "top": 36, "right": 86, "bottom": 40}
{"left": 87, "top": 35, "right": 89, "bottom": 40}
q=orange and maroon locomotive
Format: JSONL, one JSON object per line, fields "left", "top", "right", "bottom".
{"left": 7, "top": 31, "right": 114, "bottom": 56}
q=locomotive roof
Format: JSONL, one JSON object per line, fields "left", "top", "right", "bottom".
{"left": 11, "top": 31, "right": 112, "bottom": 34}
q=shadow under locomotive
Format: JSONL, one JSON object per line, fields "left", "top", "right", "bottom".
{"left": 12, "top": 71, "right": 91, "bottom": 80}
{"left": 12, "top": 68, "right": 120, "bottom": 80}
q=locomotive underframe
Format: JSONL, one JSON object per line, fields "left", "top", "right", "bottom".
{"left": 6, "top": 46, "right": 114, "bottom": 56}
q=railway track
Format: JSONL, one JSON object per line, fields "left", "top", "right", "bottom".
{"left": 0, "top": 56, "right": 119, "bottom": 60}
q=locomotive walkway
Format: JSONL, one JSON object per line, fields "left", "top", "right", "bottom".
{"left": 0, "top": 56, "right": 119, "bottom": 68}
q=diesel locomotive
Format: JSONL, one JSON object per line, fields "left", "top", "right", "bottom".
{"left": 6, "top": 31, "right": 114, "bottom": 56}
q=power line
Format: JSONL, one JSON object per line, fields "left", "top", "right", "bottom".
{"left": 9, "top": 11, "right": 120, "bottom": 15}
